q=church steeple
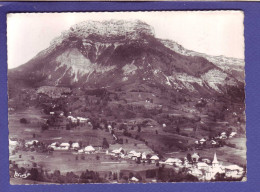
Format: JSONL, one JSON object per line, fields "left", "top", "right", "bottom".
{"left": 212, "top": 152, "right": 219, "bottom": 167}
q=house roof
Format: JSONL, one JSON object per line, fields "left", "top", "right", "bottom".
{"left": 197, "top": 162, "right": 209, "bottom": 167}
{"left": 224, "top": 165, "right": 243, "bottom": 171}
{"left": 129, "top": 150, "right": 136, "bottom": 154}
{"left": 150, "top": 155, "right": 159, "bottom": 160}
{"left": 165, "top": 158, "right": 182, "bottom": 163}
{"left": 192, "top": 153, "right": 200, "bottom": 158}
{"left": 60, "top": 143, "right": 70, "bottom": 147}
{"left": 50, "top": 142, "right": 58, "bottom": 146}
{"left": 112, "top": 147, "right": 122, "bottom": 154}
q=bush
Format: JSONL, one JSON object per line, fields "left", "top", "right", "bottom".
{"left": 20, "top": 118, "right": 28, "bottom": 124}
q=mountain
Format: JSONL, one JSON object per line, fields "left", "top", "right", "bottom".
{"left": 160, "top": 39, "right": 245, "bottom": 82}
{"left": 8, "top": 20, "right": 244, "bottom": 100}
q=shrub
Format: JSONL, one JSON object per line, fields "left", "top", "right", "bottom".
{"left": 20, "top": 118, "right": 28, "bottom": 124}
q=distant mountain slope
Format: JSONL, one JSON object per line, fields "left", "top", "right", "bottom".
{"left": 160, "top": 39, "right": 245, "bottom": 82}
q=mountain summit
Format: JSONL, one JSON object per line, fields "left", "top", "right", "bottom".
{"left": 9, "top": 20, "right": 244, "bottom": 100}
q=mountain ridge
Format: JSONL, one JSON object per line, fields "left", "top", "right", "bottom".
{"left": 9, "top": 20, "right": 244, "bottom": 100}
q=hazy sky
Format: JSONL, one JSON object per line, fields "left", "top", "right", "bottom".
{"left": 7, "top": 11, "right": 244, "bottom": 69}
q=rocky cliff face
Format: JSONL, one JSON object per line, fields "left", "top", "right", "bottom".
{"left": 9, "top": 20, "right": 244, "bottom": 98}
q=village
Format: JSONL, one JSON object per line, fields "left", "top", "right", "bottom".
{"left": 8, "top": 85, "right": 246, "bottom": 183}
{"left": 9, "top": 135, "right": 245, "bottom": 183}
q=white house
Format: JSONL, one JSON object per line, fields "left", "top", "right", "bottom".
{"left": 197, "top": 162, "right": 209, "bottom": 170}
{"left": 188, "top": 168, "right": 203, "bottom": 178}
{"left": 77, "top": 117, "right": 89, "bottom": 123}
{"left": 224, "top": 165, "right": 244, "bottom": 178}
{"left": 141, "top": 152, "right": 147, "bottom": 160}
{"left": 199, "top": 138, "right": 206, "bottom": 144}
{"left": 84, "top": 145, "right": 95, "bottom": 153}
{"left": 229, "top": 132, "right": 237, "bottom": 138}
{"left": 112, "top": 147, "right": 123, "bottom": 155}
{"left": 165, "top": 158, "right": 182, "bottom": 166}
{"left": 127, "top": 150, "right": 137, "bottom": 158}
{"left": 25, "top": 140, "right": 39, "bottom": 147}
{"left": 201, "top": 158, "right": 211, "bottom": 164}
{"left": 78, "top": 149, "right": 84, "bottom": 154}
{"left": 72, "top": 142, "right": 80, "bottom": 150}
{"left": 130, "top": 176, "right": 139, "bottom": 182}
{"left": 9, "top": 139, "right": 18, "bottom": 146}
{"left": 131, "top": 152, "right": 141, "bottom": 161}
{"left": 60, "top": 143, "right": 70, "bottom": 150}
{"left": 192, "top": 153, "right": 200, "bottom": 162}
{"left": 150, "top": 155, "right": 159, "bottom": 163}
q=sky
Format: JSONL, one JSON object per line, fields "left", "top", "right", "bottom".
{"left": 7, "top": 11, "right": 244, "bottom": 69}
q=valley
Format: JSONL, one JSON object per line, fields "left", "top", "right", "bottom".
{"left": 8, "top": 19, "right": 246, "bottom": 184}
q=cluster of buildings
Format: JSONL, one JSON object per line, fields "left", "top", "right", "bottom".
{"left": 104, "top": 146, "right": 245, "bottom": 181}
{"left": 11, "top": 136, "right": 245, "bottom": 182}
{"left": 14, "top": 171, "right": 31, "bottom": 179}
{"left": 195, "top": 131, "right": 237, "bottom": 146}
{"left": 36, "top": 86, "right": 71, "bottom": 99}
{"left": 186, "top": 153, "right": 244, "bottom": 181}
{"left": 67, "top": 115, "right": 89, "bottom": 123}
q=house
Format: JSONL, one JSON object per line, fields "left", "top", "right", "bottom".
{"left": 192, "top": 153, "right": 200, "bottom": 162}
{"left": 25, "top": 140, "right": 39, "bottom": 147}
{"left": 162, "top": 123, "right": 166, "bottom": 128}
{"left": 201, "top": 158, "right": 211, "bottom": 164}
{"left": 197, "top": 162, "right": 209, "bottom": 170}
{"left": 211, "top": 140, "right": 217, "bottom": 145}
{"left": 164, "top": 158, "right": 182, "bottom": 166}
{"left": 130, "top": 176, "right": 139, "bottom": 182}
{"left": 60, "top": 143, "right": 70, "bottom": 150}
{"left": 112, "top": 147, "right": 123, "bottom": 155}
{"left": 78, "top": 149, "right": 84, "bottom": 154}
{"left": 150, "top": 155, "right": 159, "bottom": 163}
{"left": 229, "top": 132, "right": 237, "bottom": 138}
{"left": 188, "top": 168, "right": 203, "bottom": 178}
{"left": 141, "top": 152, "right": 147, "bottom": 160}
{"left": 128, "top": 150, "right": 137, "bottom": 158}
{"left": 220, "top": 132, "right": 227, "bottom": 139}
{"left": 9, "top": 139, "right": 18, "bottom": 146}
{"left": 72, "top": 142, "right": 80, "bottom": 150}
{"left": 183, "top": 157, "right": 192, "bottom": 168}
{"left": 49, "top": 142, "right": 59, "bottom": 150}
{"left": 131, "top": 152, "right": 141, "bottom": 161}
{"left": 220, "top": 135, "right": 227, "bottom": 139}
{"left": 84, "top": 145, "right": 95, "bottom": 153}
{"left": 68, "top": 116, "right": 78, "bottom": 123}
{"left": 224, "top": 165, "right": 244, "bottom": 178}
{"left": 55, "top": 111, "right": 64, "bottom": 117}
{"left": 199, "top": 138, "right": 206, "bottom": 144}
{"left": 77, "top": 117, "right": 89, "bottom": 123}
{"left": 8, "top": 107, "right": 15, "bottom": 112}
